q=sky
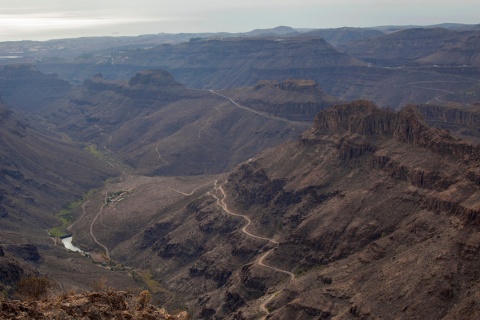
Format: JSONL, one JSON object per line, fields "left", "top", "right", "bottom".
{"left": 1, "top": 0, "right": 479, "bottom": 41}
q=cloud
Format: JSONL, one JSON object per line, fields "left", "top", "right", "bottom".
{"left": 0, "top": 13, "right": 159, "bottom": 30}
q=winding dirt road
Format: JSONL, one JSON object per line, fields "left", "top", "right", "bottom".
{"left": 88, "top": 194, "right": 111, "bottom": 261}
{"left": 209, "top": 90, "right": 310, "bottom": 127}
{"left": 155, "top": 142, "right": 169, "bottom": 165}
{"left": 210, "top": 181, "right": 294, "bottom": 319}
{"left": 167, "top": 180, "right": 216, "bottom": 196}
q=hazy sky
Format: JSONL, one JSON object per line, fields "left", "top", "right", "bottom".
{"left": 1, "top": 0, "right": 479, "bottom": 41}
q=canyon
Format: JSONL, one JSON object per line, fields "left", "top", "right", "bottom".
{"left": 1, "top": 25, "right": 480, "bottom": 319}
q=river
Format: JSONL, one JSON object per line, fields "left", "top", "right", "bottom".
{"left": 61, "top": 236, "right": 87, "bottom": 254}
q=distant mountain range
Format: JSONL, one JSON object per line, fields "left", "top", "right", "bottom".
{"left": 6, "top": 25, "right": 472, "bottom": 109}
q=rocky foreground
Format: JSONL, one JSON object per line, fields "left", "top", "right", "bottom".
{"left": 0, "top": 290, "right": 189, "bottom": 320}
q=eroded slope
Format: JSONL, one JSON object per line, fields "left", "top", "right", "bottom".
{"left": 75, "top": 101, "right": 480, "bottom": 319}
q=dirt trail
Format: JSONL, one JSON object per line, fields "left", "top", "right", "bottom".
{"left": 210, "top": 181, "right": 294, "bottom": 319}
{"left": 88, "top": 194, "right": 111, "bottom": 261}
{"left": 155, "top": 142, "right": 169, "bottom": 165}
{"left": 209, "top": 90, "right": 310, "bottom": 126}
{"left": 167, "top": 180, "right": 216, "bottom": 196}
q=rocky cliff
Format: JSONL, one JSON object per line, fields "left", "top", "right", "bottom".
{"left": 314, "top": 100, "right": 480, "bottom": 160}
{"left": 215, "top": 100, "right": 480, "bottom": 319}
{"left": 416, "top": 103, "right": 480, "bottom": 144}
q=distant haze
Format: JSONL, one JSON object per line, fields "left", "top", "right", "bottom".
{"left": 1, "top": 0, "right": 479, "bottom": 41}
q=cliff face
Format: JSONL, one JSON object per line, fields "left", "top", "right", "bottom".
{"left": 416, "top": 103, "right": 480, "bottom": 144}
{"left": 314, "top": 100, "right": 480, "bottom": 160}
{"left": 218, "top": 100, "right": 480, "bottom": 319}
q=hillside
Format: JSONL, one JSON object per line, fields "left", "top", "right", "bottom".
{"left": 344, "top": 28, "right": 480, "bottom": 67}
{"left": 0, "top": 102, "right": 144, "bottom": 297}
{"left": 68, "top": 100, "right": 480, "bottom": 319}
{"left": 0, "top": 102, "right": 117, "bottom": 236}
{"left": 218, "top": 101, "right": 480, "bottom": 319}
{"left": 31, "top": 69, "right": 314, "bottom": 176}
{"left": 0, "top": 64, "right": 72, "bottom": 113}
{"left": 416, "top": 33, "right": 480, "bottom": 67}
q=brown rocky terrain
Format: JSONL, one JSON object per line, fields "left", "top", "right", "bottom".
{"left": 219, "top": 101, "right": 480, "bottom": 319}
{"left": 0, "top": 289, "right": 190, "bottom": 319}
{"left": 67, "top": 100, "right": 480, "bottom": 319}
{"left": 0, "top": 66, "right": 337, "bottom": 314}
{"left": 2, "top": 29, "right": 480, "bottom": 318}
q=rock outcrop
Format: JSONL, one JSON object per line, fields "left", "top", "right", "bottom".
{"left": 0, "top": 290, "right": 190, "bottom": 320}
{"left": 314, "top": 100, "right": 480, "bottom": 160}
{"left": 416, "top": 103, "right": 480, "bottom": 144}
{"left": 84, "top": 69, "right": 182, "bottom": 101}
{"left": 128, "top": 69, "right": 179, "bottom": 87}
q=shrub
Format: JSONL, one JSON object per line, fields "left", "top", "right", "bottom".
{"left": 15, "top": 276, "right": 52, "bottom": 300}
{"left": 91, "top": 277, "right": 108, "bottom": 292}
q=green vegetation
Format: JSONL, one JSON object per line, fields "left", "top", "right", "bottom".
{"left": 84, "top": 144, "right": 107, "bottom": 160}
{"left": 276, "top": 219, "right": 283, "bottom": 231}
{"left": 49, "top": 189, "right": 97, "bottom": 238}
{"left": 84, "top": 143, "right": 127, "bottom": 169}
{"left": 106, "top": 190, "right": 126, "bottom": 204}
{"left": 49, "top": 200, "right": 81, "bottom": 238}
{"left": 133, "top": 270, "right": 170, "bottom": 297}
